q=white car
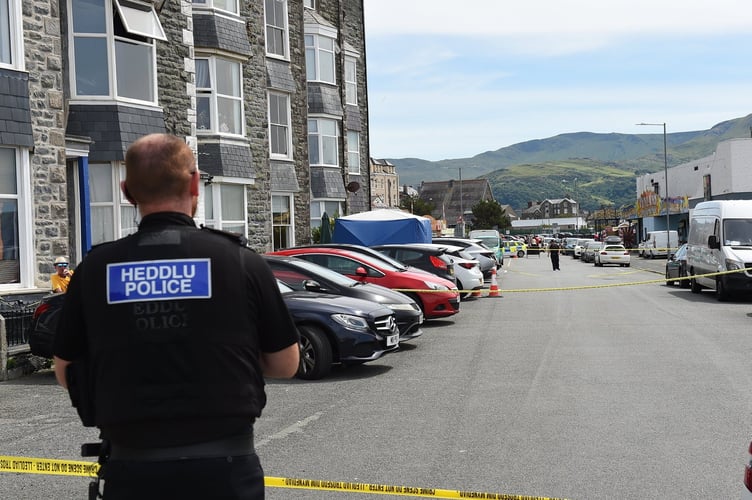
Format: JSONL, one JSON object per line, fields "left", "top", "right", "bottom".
{"left": 425, "top": 244, "right": 485, "bottom": 298}
{"left": 573, "top": 238, "right": 595, "bottom": 259}
{"left": 594, "top": 244, "right": 631, "bottom": 267}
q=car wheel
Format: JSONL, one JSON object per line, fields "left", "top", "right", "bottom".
{"left": 457, "top": 280, "right": 471, "bottom": 299}
{"left": 517, "top": 250, "right": 525, "bottom": 258}
{"left": 716, "top": 277, "right": 731, "bottom": 302}
{"left": 665, "top": 270, "right": 674, "bottom": 286}
{"left": 690, "top": 275, "right": 702, "bottom": 294}
{"left": 625, "top": 263, "right": 630, "bottom": 267}
{"left": 296, "top": 325, "right": 333, "bottom": 380}
{"left": 407, "top": 293, "right": 426, "bottom": 315}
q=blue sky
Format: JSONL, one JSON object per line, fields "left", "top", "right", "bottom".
{"left": 363, "top": 0, "right": 752, "bottom": 161}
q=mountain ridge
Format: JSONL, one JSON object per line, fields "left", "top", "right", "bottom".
{"left": 387, "top": 114, "right": 752, "bottom": 213}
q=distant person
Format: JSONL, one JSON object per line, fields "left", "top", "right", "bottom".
{"left": 51, "top": 256, "right": 73, "bottom": 293}
{"left": 548, "top": 240, "right": 561, "bottom": 271}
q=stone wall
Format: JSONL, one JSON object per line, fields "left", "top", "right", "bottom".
{"left": 25, "top": 0, "right": 67, "bottom": 288}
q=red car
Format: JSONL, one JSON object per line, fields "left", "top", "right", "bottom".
{"left": 268, "top": 247, "right": 460, "bottom": 319}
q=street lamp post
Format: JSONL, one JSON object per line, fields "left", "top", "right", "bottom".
{"left": 637, "top": 122, "right": 669, "bottom": 253}
{"left": 562, "top": 178, "right": 579, "bottom": 233}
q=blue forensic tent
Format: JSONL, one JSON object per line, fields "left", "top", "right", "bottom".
{"left": 332, "top": 209, "right": 432, "bottom": 246}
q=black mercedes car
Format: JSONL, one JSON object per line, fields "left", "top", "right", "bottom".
{"left": 27, "top": 281, "right": 401, "bottom": 381}
{"left": 264, "top": 254, "right": 423, "bottom": 342}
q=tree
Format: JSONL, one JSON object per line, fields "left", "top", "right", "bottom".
{"left": 471, "top": 200, "right": 510, "bottom": 230}
{"left": 400, "top": 195, "right": 434, "bottom": 217}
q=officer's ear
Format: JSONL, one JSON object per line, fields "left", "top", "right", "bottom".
{"left": 189, "top": 170, "right": 199, "bottom": 197}
{"left": 121, "top": 181, "right": 136, "bottom": 206}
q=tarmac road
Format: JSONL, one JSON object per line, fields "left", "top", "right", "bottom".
{"left": 2, "top": 251, "right": 750, "bottom": 500}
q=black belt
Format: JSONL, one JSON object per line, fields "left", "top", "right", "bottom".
{"left": 109, "top": 433, "right": 255, "bottom": 461}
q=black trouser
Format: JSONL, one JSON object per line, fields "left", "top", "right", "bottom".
{"left": 102, "top": 453, "right": 264, "bottom": 499}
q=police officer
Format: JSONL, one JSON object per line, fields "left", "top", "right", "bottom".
{"left": 52, "top": 133, "right": 300, "bottom": 499}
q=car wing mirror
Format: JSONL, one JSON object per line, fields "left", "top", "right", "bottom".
{"left": 302, "top": 279, "right": 323, "bottom": 292}
{"left": 355, "top": 266, "right": 369, "bottom": 278}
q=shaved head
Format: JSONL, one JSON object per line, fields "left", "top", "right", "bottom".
{"left": 124, "top": 134, "right": 197, "bottom": 214}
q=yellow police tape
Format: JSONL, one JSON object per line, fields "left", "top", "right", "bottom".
{"left": 393, "top": 268, "right": 747, "bottom": 295}
{"left": 0, "top": 456, "right": 566, "bottom": 499}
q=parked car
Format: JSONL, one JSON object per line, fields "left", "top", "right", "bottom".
{"left": 573, "top": 238, "right": 595, "bottom": 259}
{"left": 501, "top": 239, "right": 527, "bottom": 258}
{"left": 268, "top": 247, "right": 460, "bottom": 319}
{"left": 264, "top": 254, "right": 424, "bottom": 341}
{"left": 594, "top": 244, "right": 631, "bottom": 267}
{"left": 562, "top": 237, "right": 580, "bottom": 256}
{"left": 373, "top": 243, "right": 484, "bottom": 299}
{"left": 297, "top": 243, "right": 437, "bottom": 278}
{"left": 580, "top": 241, "right": 603, "bottom": 263}
{"left": 369, "top": 244, "right": 456, "bottom": 284}
{"left": 744, "top": 440, "right": 752, "bottom": 500}
{"left": 27, "top": 292, "right": 65, "bottom": 359}
{"left": 277, "top": 280, "right": 400, "bottom": 379}
{"left": 26, "top": 280, "right": 400, "bottom": 381}
{"left": 664, "top": 243, "right": 689, "bottom": 288}
{"left": 431, "top": 237, "right": 499, "bottom": 276}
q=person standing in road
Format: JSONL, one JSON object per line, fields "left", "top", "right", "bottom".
{"left": 50, "top": 256, "right": 73, "bottom": 293}
{"left": 52, "top": 133, "right": 300, "bottom": 500}
{"left": 549, "top": 239, "right": 561, "bottom": 271}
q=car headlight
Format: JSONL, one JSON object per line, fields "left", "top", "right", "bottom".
{"left": 386, "top": 303, "right": 419, "bottom": 311}
{"left": 725, "top": 259, "right": 744, "bottom": 271}
{"left": 331, "top": 314, "right": 370, "bottom": 331}
{"left": 422, "top": 280, "right": 449, "bottom": 291}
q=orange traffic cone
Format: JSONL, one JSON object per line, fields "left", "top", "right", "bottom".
{"left": 471, "top": 288, "right": 482, "bottom": 298}
{"left": 487, "top": 267, "right": 500, "bottom": 297}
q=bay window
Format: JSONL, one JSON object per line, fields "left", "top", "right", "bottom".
{"left": 191, "top": 0, "right": 239, "bottom": 15}
{"left": 69, "top": 0, "right": 165, "bottom": 103}
{"left": 203, "top": 182, "right": 248, "bottom": 237}
{"left": 196, "top": 57, "right": 244, "bottom": 136}
{"left": 305, "top": 33, "right": 335, "bottom": 84}
{"left": 88, "top": 163, "right": 138, "bottom": 246}
{"left": 308, "top": 118, "right": 338, "bottom": 167}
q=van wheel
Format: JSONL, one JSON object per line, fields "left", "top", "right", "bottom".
{"left": 665, "top": 271, "right": 675, "bottom": 286}
{"left": 690, "top": 276, "right": 702, "bottom": 294}
{"left": 517, "top": 250, "right": 525, "bottom": 258}
{"left": 716, "top": 278, "right": 731, "bottom": 302}
{"left": 296, "top": 325, "right": 333, "bottom": 380}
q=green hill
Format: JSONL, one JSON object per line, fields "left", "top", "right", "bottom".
{"left": 390, "top": 114, "right": 752, "bottom": 213}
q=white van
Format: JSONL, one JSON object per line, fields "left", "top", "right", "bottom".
{"left": 468, "top": 229, "right": 502, "bottom": 263}
{"left": 643, "top": 230, "right": 679, "bottom": 258}
{"left": 686, "top": 200, "right": 752, "bottom": 301}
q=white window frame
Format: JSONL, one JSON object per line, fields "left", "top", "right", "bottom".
{"left": 303, "top": 0, "right": 315, "bottom": 8}
{"left": 272, "top": 193, "right": 294, "bottom": 250}
{"left": 268, "top": 91, "right": 292, "bottom": 159}
{"left": 88, "top": 162, "right": 138, "bottom": 246}
{"left": 191, "top": 0, "right": 239, "bottom": 16}
{"left": 347, "top": 130, "right": 360, "bottom": 175}
{"left": 68, "top": 0, "right": 164, "bottom": 104}
{"left": 308, "top": 117, "right": 339, "bottom": 167}
{"left": 264, "top": 0, "right": 288, "bottom": 59}
{"left": 0, "top": 147, "right": 33, "bottom": 289}
{"left": 344, "top": 56, "right": 357, "bottom": 105}
{"left": 195, "top": 56, "right": 244, "bottom": 137}
{"left": 310, "top": 200, "right": 341, "bottom": 229}
{"left": 203, "top": 178, "right": 249, "bottom": 238}
{"left": 305, "top": 31, "right": 336, "bottom": 84}
{"left": 0, "top": 0, "right": 23, "bottom": 70}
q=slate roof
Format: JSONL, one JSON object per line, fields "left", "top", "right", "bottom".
{"left": 418, "top": 178, "right": 495, "bottom": 224}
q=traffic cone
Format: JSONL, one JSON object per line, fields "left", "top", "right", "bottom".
{"left": 487, "top": 267, "right": 500, "bottom": 297}
{"left": 471, "top": 287, "right": 482, "bottom": 298}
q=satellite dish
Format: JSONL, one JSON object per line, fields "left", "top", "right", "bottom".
{"left": 346, "top": 181, "right": 360, "bottom": 193}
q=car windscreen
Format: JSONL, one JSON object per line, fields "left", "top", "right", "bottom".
{"left": 270, "top": 258, "right": 360, "bottom": 286}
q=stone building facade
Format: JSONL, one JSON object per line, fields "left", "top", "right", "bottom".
{"left": 0, "top": 0, "right": 371, "bottom": 300}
